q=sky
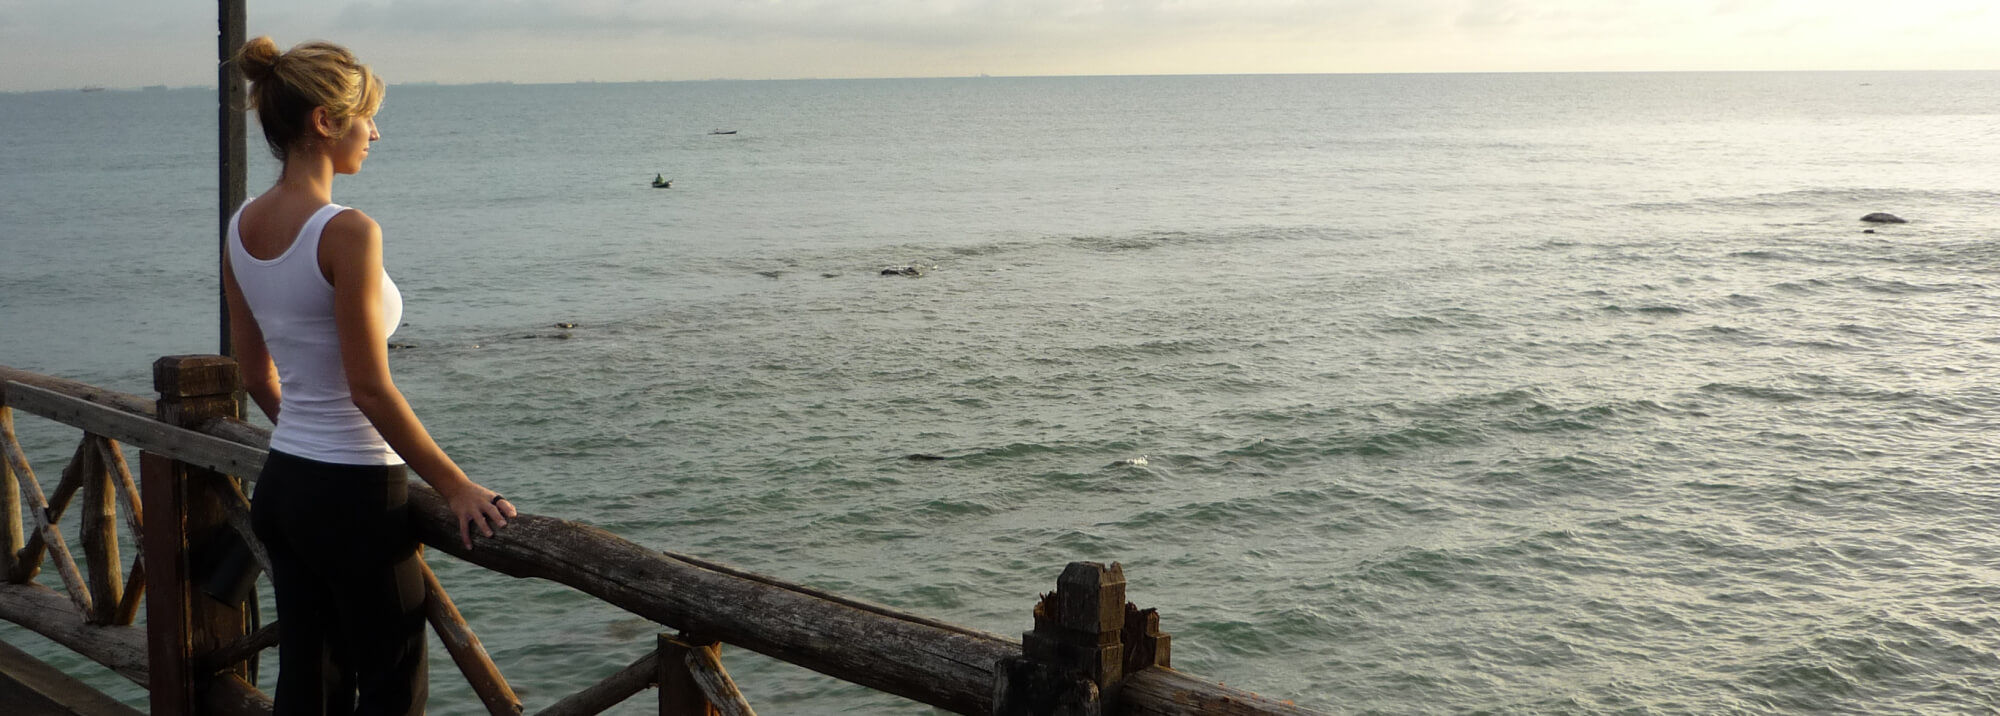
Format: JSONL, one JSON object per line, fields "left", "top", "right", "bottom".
{"left": 4, "top": 0, "right": 1999, "bottom": 92}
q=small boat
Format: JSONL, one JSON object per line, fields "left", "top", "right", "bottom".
{"left": 709, "top": 129, "right": 737, "bottom": 135}
{"left": 652, "top": 178, "right": 672, "bottom": 188}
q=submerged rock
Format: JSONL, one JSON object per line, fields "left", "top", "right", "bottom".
{"left": 1860, "top": 212, "right": 1907, "bottom": 224}
{"left": 881, "top": 266, "right": 925, "bottom": 277}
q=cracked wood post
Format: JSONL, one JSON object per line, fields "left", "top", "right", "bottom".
{"left": 80, "top": 435, "right": 123, "bottom": 625}
{"left": 659, "top": 633, "right": 719, "bottom": 716}
{"left": 994, "top": 562, "right": 1172, "bottom": 716}
{"left": 144, "top": 354, "right": 247, "bottom": 716}
{"left": 0, "top": 405, "right": 19, "bottom": 580}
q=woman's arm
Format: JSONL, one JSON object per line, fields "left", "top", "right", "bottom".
{"left": 222, "top": 252, "right": 282, "bottom": 422}
{"left": 321, "top": 209, "right": 517, "bottom": 549}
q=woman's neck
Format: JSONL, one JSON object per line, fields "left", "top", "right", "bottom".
{"left": 274, "top": 151, "right": 335, "bottom": 202}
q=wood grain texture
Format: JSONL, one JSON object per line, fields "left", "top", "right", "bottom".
{"left": 5, "top": 383, "right": 265, "bottom": 483}
{"left": 0, "top": 581, "right": 147, "bottom": 684}
{"left": 78, "top": 437, "right": 122, "bottom": 625}
{"left": 420, "top": 554, "right": 523, "bottom": 716}
{"left": 533, "top": 647, "right": 659, "bottom": 716}
{"left": 682, "top": 639, "right": 756, "bottom": 716}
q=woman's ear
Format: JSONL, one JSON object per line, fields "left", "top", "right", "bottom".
{"left": 310, "top": 106, "right": 337, "bottom": 138}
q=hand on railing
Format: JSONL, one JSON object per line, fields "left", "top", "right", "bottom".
{"left": 442, "top": 482, "right": 517, "bottom": 550}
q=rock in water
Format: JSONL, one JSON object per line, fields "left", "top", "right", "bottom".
{"left": 1860, "top": 212, "right": 1907, "bottom": 224}
{"left": 881, "top": 266, "right": 924, "bottom": 277}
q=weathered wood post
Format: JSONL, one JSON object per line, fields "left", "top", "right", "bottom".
{"left": 143, "top": 355, "right": 248, "bottom": 716}
{"left": 994, "top": 562, "right": 1172, "bottom": 716}
{"left": 0, "top": 404, "right": 20, "bottom": 580}
{"left": 659, "top": 633, "right": 719, "bottom": 716}
{"left": 79, "top": 437, "right": 122, "bottom": 625}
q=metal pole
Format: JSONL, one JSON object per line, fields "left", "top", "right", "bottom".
{"left": 218, "top": 0, "right": 246, "bottom": 357}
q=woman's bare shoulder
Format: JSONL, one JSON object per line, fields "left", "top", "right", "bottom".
{"left": 324, "top": 207, "right": 382, "bottom": 243}
{"left": 318, "top": 207, "right": 385, "bottom": 280}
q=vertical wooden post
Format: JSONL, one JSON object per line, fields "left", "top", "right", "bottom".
{"left": 79, "top": 437, "right": 122, "bottom": 625}
{"left": 144, "top": 355, "right": 245, "bottom": 716}
{"left": 99, "top": 437, "right": 149, "bottom": 626}
{"left": 217, "top": 0, "right": 247, "bottom": 357}
{"left": 993, "top": 562, "right": 1172, "bottom": 716}
{"left": 0, "top": 407, "right": 20, "bottom": 580}
{"left": 658, "top": 633, "right": 718, "bottom": 716}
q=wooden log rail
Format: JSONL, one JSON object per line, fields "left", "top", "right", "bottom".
{"left": 0, "top": 361, "right": 1324, "bottom": 715}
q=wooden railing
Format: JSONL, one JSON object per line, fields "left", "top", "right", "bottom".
{"left": 0, "top": 358, "right": 1324, "bottom": 715}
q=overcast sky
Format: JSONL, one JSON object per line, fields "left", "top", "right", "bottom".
{"left": 4, "top": 0, "right": 1998, "bottom": 91}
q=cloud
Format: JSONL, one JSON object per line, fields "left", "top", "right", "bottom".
{"left": 327, "top": 0, "right": 1417, "bottom": 46}
{"left": 5, "top": 0, "right": 1998, "bottom": 91}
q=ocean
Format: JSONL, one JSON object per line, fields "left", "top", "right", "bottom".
{"left": 4, "top": 71, "right": 2000, "bottom": 713}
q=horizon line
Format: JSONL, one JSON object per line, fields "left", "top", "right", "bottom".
{"left": 11, "top": 67, "right": 2000, "bottom": 94}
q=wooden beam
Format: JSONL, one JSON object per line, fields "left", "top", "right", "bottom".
{"left": 657, "top": 635, "right": 715, "bottom": 716}
{"left": 533, "top": 648, "right": 659, "bottom": 716}
{"left": 0, "top": 635, "right": 146, "bottom": 716}
{"left": 10, "top": 435, "right": 91, "bottom": 584}
{"left": 216, "top": 477, "right": 270, "bottom": 576}
{"left": 412, "top": 492, "right": 1015, "bottom": 715}
{"left": 0, "top": 581, "right": 148, "bottom": 684}
{"left": 1119, "top": 668, "right": 1328, "bottom": 716}
{"left": 419, "top": 555, "right": 522, "bottom": 715}
{"left": 201, "top": 621, "right": 278, "bottom": 674}
{"left": 681, "top": 638, "right": 755, "bottom": 716}
{"left": 1, "top": 414, "right": 93, "bottom": 614}
{"left": 78, "top": 437, "right": 122, "bottom": 625}
{"left": 95, "top": 438, "right": 146, "bottom": 626}
{"left": 141, "top": 451, "right": 195, "bottom": 716}
{"left": 145, "top": 355, "right": 249, "bottom": 716}
{"left": 0, "top": 367, "right": 154, "bottom": 418}
{"left": 0, "top": 362, "right": 1327, "bottom": 715}
{"left": 4, "top": 382, "right": 267, "bottom": 483}
{"left": 0, "top": 409, "right": 18, "bottom": 580}
{"left": 203, "top": 672, "right": 274, "bottom": 716}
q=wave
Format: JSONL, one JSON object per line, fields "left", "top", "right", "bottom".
{"left": 1623, "top": 187, "right": 2000, "bottom": 214}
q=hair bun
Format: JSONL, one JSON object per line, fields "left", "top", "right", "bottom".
{"left": 235, "top": 36, "right": 282, "bottom": 84}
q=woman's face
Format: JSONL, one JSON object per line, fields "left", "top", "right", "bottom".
{"left": 329, "top": 113, "right": 380, "bottom": 175}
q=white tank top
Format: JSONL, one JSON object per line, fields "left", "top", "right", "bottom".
{"left": 227, "top": 201, "right": 404, "bottom": 465}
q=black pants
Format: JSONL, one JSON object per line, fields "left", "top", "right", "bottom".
{"left": 252, "top": 450, "right": 428, "bottom": 716}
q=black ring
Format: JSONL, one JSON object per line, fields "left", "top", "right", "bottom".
{"left": 490, "top": 494, "right": 505, "bottom": 505}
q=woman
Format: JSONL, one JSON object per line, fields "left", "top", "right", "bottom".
{"left": 226, "top": 36, "right": 515, "bottom": 714}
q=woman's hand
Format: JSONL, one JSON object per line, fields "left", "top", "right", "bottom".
{"left": 445, "top": 482, "right": 518, "bottom": 550}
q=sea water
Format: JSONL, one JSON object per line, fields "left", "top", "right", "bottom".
{"left": 5, "top": 72, "right": 2000, "bottom": 713}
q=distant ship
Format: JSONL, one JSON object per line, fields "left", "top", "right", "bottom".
{"left": 80, "top": 86, "right": 105, "bottom": 93}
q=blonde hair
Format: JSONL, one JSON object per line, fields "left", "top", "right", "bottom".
{"left": 233, "top": 36, "right": 384, "bottom": 161}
